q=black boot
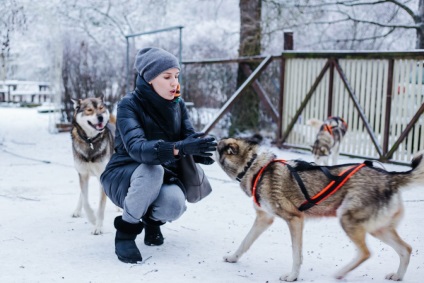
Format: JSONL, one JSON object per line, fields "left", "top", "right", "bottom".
{"left": 114, "top": 216, "right": 144, "bottom": 263}
{"left": 142, "top": 216, "right": 165, "bottom": 246}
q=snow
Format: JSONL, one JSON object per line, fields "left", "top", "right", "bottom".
{"left": 0, "top": 106, "right": 423, "bottom": 283}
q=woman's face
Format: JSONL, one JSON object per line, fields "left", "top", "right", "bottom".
{"left": 150, "top": 68, "right": 180, "bottom": 100}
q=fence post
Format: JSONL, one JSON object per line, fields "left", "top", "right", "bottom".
{"left": 327, "top": 59, "right": 335, "bottom": 117}
{"left": 278, "top": 31, "right": 293, "bottom": 146}
{"left": 382, "top": 59, "right": 394, "bottom": 160}
{"left": 284, "top": 31, "right": 293, "bottom": 50}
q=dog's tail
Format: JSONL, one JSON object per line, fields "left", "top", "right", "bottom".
{"left": 410, "top": 150, "right": 424, "bottom": 183}
{"left": 306, "top": 118, "right": 324, "bottom": 129}
{"left": 109, "top": 113, "right": 116, "bottom": 124}
{"left": 395, "top": 151, "right": 424, "bottom": 189}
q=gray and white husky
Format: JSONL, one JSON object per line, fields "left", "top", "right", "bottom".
{"left": 71, "top": 96, "right": 115, "bottom": 234}
{"left": 216, "top": 135, "right": 423, "bottom": 281}
{"left": 308, "top": 116, "right": 348, "bottom": 165}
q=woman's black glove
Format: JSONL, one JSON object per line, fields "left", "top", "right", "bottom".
{"left": 193, "top": 155, "right": 215, "bottom": 165}
{"left": 175, "top": 132, "right": 217, "bottom": 157}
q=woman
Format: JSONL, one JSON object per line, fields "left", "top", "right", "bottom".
{"left": 101, "top": 47, "right": 216, "bottom": 264}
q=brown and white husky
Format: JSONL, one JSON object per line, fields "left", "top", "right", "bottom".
{"left": 308, "top": 116, "right": 348, "bottom": 165}
{"left": 216, "top": 135, "right": 423, "bottom": 281}
{"left": 71, "top": 96, "right": 115, "bottom": 234}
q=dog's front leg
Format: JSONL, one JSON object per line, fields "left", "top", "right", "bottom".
{"left": 92, "top": 184, "right": 107, "bottom": 235}
{"left": 77, "top": 173, "right": 96, "bottom": 225}
{"left": 280, "top": 216, "right": 304, "bottom": 282}
{"left": 72, "top": 193, "right": 83, "bottom": 218}
{"left": 224, "top": 208, "right": 274, "bottom": 263}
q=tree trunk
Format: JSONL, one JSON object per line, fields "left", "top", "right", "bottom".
{"left": 230, "top": 0, "right": 262, "bottom": 135}
{"left": 417, "top": 0, "right": 424, "bottom": 49}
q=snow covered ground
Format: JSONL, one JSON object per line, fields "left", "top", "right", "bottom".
{"left": 0, "top": 106, "right": 423, "bottom": 283}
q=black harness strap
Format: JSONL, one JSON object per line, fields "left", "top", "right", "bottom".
{"left": 285, "top": 164, "right": 312, "bottom": 202}
{"left": 319, "top": 166, "right": 339, "bottom": 181}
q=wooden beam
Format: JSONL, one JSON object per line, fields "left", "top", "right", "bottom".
{"left": 201, "top": 55, "right": 273, "bottom": 134}
{"left": 281, "top": 60, "right": 331, "bottom": 143}
{"left": 240, "top": 64, "right": 279, "bottom": 124}
{"left": 334, "top": 60, "right": 384, "bottom": 157}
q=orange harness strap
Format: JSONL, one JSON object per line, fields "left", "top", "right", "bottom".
{"left": 323, "top": 124, "right": 333, "bottom": 136}
{"left": 252, "top": 159, "right": 287, "bottom": 207}
{"left": 298, "top": 163, "right": 366, "bottom": 211}
{"left": 252, "top": 160, "right": 366, "bottom": 211}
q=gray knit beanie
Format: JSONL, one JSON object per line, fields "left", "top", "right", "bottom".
{"left": 134, "top": 47, "right": 180, "bottom": 82}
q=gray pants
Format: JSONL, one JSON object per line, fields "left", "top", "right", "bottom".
{"left": 122, "top": 164, "right": 187, "bottom": 224}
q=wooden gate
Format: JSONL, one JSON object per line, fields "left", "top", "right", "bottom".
{"left": 280, "top": 52, "right": 424, "bottom": 164}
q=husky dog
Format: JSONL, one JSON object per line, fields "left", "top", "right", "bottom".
{"left": 71, "top": 96, "right": 115, "bottom": 234}
{"left": 216, "top": 135, "right": 423, "bottom": 281}
{"left": 307, "top": 116, "right": 348, "bottom": 165}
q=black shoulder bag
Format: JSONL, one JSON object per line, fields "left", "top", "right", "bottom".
{"left": 178, "top": 154, "right": 212, "bottom": 203}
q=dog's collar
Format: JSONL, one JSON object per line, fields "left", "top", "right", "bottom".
{"left": 73, "top": 121, "right": 105, "bottom": 150}
{"left": 236, "top": 154, "right": 257, "bottom": 182}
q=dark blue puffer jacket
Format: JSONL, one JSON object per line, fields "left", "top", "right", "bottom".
{"left": 100, "top": 77, "right": 195, "bottom": 207}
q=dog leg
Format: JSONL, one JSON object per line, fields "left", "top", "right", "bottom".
{"left": 371, "top": 227, "right": 411, "bottom": 281}
{"left": 224, "top": 208, "right": 274, "bottom": 263}
{"left": 322, "top": 156, "right": 329, "bottom": 166}
{"left": 72, "top": 194, "right": 83, "bottom": 218}
{"left": 92, "top": 184, "right": 107, "bottom": 235}
{"left": 335, "top": 221, "right": 370, "bottom": 279}
{"left": 280, "top": 216, "right": 304, "bottom": 282}
{"left": 77, "top": 173, "right": 96, "bottom": 226}
{"left": 331, "top": 142, "right": 340, "bottom": 165}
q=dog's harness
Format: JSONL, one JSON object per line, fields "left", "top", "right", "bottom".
{"left": 251, "top": 159, "right": 366, "bottom": 211}
{"left": 73, "top": 121, "right": 105, "bottom": 150}
{"left": 322, "top": 116, "right": 348, "bottom": 137}
{"left": 322, "top": 124, "right": 333, "bottom": 136}
{"left": 72, "top": 104, "right": 108, "bottom": 150}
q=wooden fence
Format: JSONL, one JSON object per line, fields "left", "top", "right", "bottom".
{"left": 183, "top": 51, "right": 424, "bottom": 165}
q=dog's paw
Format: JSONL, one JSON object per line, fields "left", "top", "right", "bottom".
{"left": 92, "top": 227, "right": 103, "bottom": 235}
{"left": 279, "top": 272, "right": 298, "bottom": 282}
{"left": 72, "top": 212, "right": 81, "bottom": 218}
{"left": 223, "top": 255, "right": 239, "bottom": 263}
{"left": 334, "top": 272, "right": 345, "bottom": 280}
{"left": 385, "top": 273, "right": 402, "bottom": 281}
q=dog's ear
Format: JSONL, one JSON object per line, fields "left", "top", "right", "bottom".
{"left": 227, "top": 143, "right": 239, "bottom": 155}
{"left": 246, "top": 133, "right": 263, "bottom": 145}
{"left": 71, "top": 98, "right": 81, "bottom": 110}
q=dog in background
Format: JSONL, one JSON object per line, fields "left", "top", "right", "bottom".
{"left": 71, "top": 96, "right": 115, "bottom": 234}
{"left": 216, "top": 135, "right": 423, "bottom": 281}
{"left": 307, "top": 116, "right": 348, "bottom": 165}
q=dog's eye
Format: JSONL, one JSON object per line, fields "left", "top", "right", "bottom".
{"left": 86, "top": 108, "right": 93, "bottom": 113}
{"left": 99, "top": 106, "right": 104, "bottom": 110}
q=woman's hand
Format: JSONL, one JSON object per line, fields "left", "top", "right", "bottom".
{"left": 174, "top": 133, "right": 217, "bottom": 157}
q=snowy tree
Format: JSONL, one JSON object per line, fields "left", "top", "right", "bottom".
{"left": 262, "top": 0, "right": 421, "bottom": 51}
{"left": 230, "top": 0, "right": 263, "bottom": 135}
{"left": 0, "top": 0, "right": 26, "bottom": 80}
